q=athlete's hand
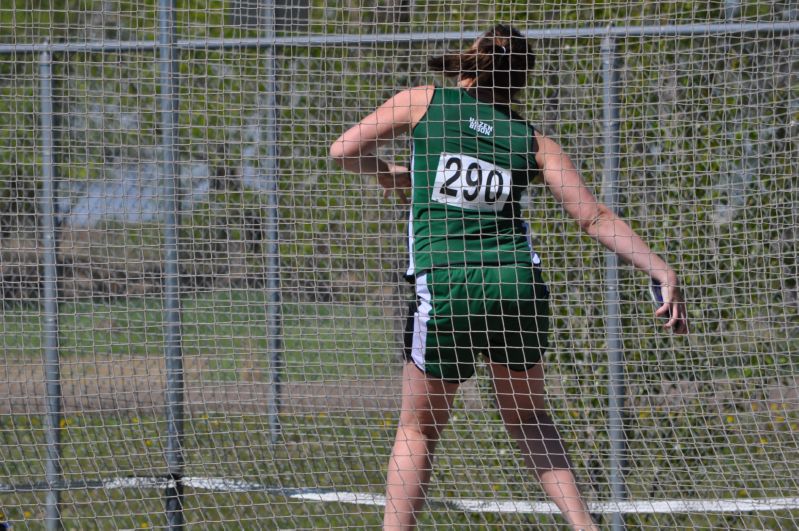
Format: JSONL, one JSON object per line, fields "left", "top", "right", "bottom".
{"left": 378, "top": 164, "right": 411, "bottom": 204}
{"left": 656, "top": 281, "right": 689, "bottom": 334}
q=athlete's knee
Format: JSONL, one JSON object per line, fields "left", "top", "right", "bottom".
{"left": 398, "top": 408, "right": 449, "bottom": 442}
{"left": 501, "top": 408, "right": 554, "bottom": 437}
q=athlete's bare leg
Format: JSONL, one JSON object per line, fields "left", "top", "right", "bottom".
{"left": 489, "top": 362, "right": 598, "bottom": 531}
{"left": 383, "top": 363, "right": 459, "bottom": 530}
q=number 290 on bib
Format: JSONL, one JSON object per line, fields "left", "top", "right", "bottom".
{"left": 430, "top": 153, "right": 512, "bottom": 212}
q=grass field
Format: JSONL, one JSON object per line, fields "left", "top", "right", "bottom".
{"left": 3, "top": 409, "right": 798, "bottom": 529}
{"left": 1, "top": 400, "right": 566, "bottom": 528}
{"left": 2, "top": 290, "right": 798, "bottom": 528}
{"left": 1, "top": 289, "right": 399, "bottom": 383}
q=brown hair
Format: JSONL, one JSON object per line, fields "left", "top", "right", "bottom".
{"left": 428, "top": 24, "right": 535, "bottom": 104}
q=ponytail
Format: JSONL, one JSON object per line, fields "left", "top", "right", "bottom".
{"left": 428, "top": 24, "right": 535, "bottom": 103}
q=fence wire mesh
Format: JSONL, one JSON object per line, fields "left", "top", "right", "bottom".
{"left": 1, "top": 1, "right": 798, "bottom": 529}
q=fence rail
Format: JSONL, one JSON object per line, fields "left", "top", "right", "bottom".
{"left": 3, "top": 20, "right": 799, "bottom": 55}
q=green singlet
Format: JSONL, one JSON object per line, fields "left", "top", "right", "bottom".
{"left": 406, "top": 86, "right": 541, "bottom": 276}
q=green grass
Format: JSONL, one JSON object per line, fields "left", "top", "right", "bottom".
{"left": 1, "top": 289, "right": 798, "bottom": 528}
{"left": 2, "top": 406, "right": 799, "bottom": 529}
{"left": 0, "top": 406, "right": 549, "bottom": 528}
{"left": 1, "top": 289, "right": 398, "bottom": 383}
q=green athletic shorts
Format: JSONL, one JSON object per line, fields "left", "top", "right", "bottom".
{"left": 404, "top": 264, "right": 550, "bottom": 382}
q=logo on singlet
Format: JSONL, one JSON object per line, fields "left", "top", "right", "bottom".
{"left": 468, "top": 117, "right": 493, "bottom": 136}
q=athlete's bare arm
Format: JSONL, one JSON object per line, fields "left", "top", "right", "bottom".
{"left": 535, "top": 131, "right": 688, "bottom": 333}
{"left": 330, "top": 86, "right": 435, "bottom": 203}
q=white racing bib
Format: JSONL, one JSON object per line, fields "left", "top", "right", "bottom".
{"left": 430, "top": 153, "right": 512, "bottom": 212}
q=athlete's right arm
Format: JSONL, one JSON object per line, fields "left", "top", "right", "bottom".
{"left": 330, "top": 85, "right": 434, "bottom": 203}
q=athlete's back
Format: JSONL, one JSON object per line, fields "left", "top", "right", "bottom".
{"left": 408, "top": 86, "right": 539, "bottom": 274}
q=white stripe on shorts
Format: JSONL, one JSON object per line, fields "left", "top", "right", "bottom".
{"left": 411, "top": 273, "right": 432, "bottom": 372}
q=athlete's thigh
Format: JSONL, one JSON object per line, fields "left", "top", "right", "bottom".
{"left": 398, "top": 363, "right": 460, "bottom": 434}
{"left": 488, "top": 361, "right": 547, "bottom": 414}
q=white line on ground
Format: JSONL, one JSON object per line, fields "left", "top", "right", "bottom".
{"left": 93, "top": 477, "right": 799, "bottom": 515}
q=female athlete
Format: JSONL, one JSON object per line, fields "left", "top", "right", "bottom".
{"left": 330, "top": 24, "right": 688, "bottom": 530}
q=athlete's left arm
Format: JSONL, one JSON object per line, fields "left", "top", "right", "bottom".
{"left": 330, "top": 86, "right": 434, "bottom": 203}
{"left": 535, "top": 131, "right": 688, "bottom": 334}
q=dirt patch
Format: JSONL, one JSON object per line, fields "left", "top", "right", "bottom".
{"left": 0, "top": 357, "right": 405, "bottom": 416}
{"left": 4, "top": 358, "right": 795, "bottom": 419}
{"left": 0, "top": 358, "right": 505, "bottom": 417}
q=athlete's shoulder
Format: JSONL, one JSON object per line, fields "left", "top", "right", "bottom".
{"left": 391, "top": 85, "right": 436, "bottom": 106}
{"left": 410, "top": 84, "right": 437, "bottom": 94}
{"left": 374, "top": 86, "right": 435, "bottom": 129}
{"left": 385, "top": 86, "right": 435, "bottom": 117}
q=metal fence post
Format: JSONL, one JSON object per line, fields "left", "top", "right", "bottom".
{"left": 601, "top": 34, "right": 627, "bottom": 531}
{"left": 262, "top": 0, "right": 284, "bottom": 444}
{"left": 158, "top": 0, "right": 185, "bottom": 528}
{"left": 39, "top": 47, "right": 63, "bottom": 531}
